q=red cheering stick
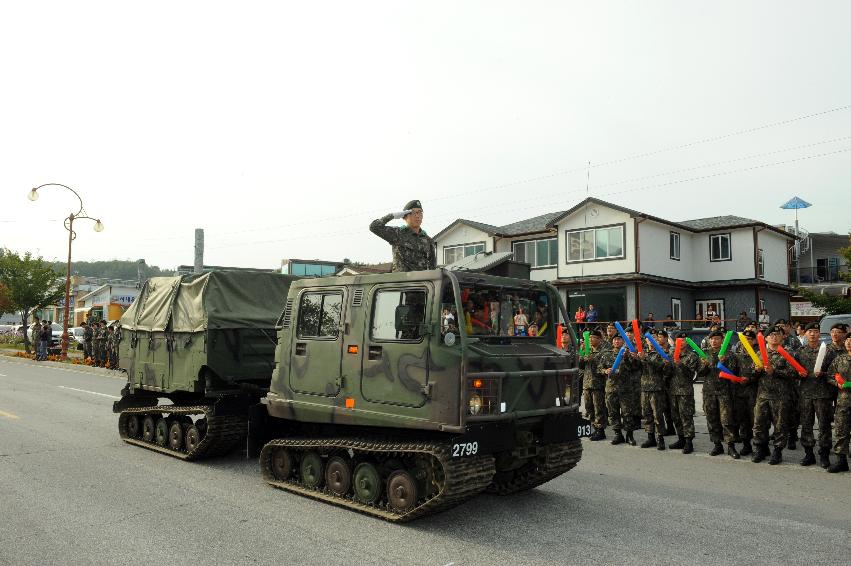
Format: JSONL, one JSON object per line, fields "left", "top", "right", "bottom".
{"left": 776, "top": 346, "right": 807, "bottom": 377}
{"left": 673, "top": 337, "right": 683, "bottom": 363}
{"left": 719, "top": 371, "right": 746, "bottom": 384}
{"left": 632, "top": 319, "right": 643, "bottom": 354}
{"left": 836, "top": 373, "right": 847, "bottom": 387}
{"left": 757, "top": 332, "right": 771, "bottom": 370}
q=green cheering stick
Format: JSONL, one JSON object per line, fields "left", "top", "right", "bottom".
{"left": 718, "top": 330, "right": 734, "bottom": 358}
{"left": 685, "top": 336, "right": 708, "bottom": 360}
{"left": 582, "top": 330, "right": 591, "bottom": 356}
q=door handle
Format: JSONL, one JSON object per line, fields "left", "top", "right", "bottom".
{"left": 368, "top": 345, "right": 382, "bottom": 360}
{"left": 295, "top": 342, "right": 307, "bottom": 356}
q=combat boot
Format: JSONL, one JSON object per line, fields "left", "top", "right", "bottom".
{"left": 818, "top": 448, "right": 831, "bottom": 469}
{"left": 827, "top": 454, "right": 848, "bottom": 473}
{"left": 709, "top": 441, "right": 724, "bottom": 456}
{"left": 656, "top": 434, "right": 666, "bottom": 450}
{"left": 740, "top": 440, "right": 752, "bottom": 456}
{"left": 682, "top": 438, "right": 694, "bottom": 454}
{"left": 727, "top": 443, "right": 740, "bottom": 460}
{"left": 611, "top": 431, "right": 625, "bottom": 445}
{"left": 669, "top": 435, "right": 685, "bottom": 450}
{"left": 800, "top": 446, "right": 815, "bottom": 466}
{"left": 625, "top": 430, "right": 637, "bottom": 446}
{"left": 751, "top": 444, "right": 768, "bottom": 463}
{"left": 769, "top": 447, "right": 783, "bottom": 465}
{"left": 640, "top": 434, "right": 657, "bottom": 448}
{"left": 589, "top": 428, "right": 604, "bottom": 441}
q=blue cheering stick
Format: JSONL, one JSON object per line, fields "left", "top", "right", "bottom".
{"left": 613, "top": 321, "right": 636, "bottom": 353}
{"left": 716, "top": 361, "right": 736, "bottom": 375}
{"left": 644, "top": 332, "right": 671, "bottom": 362}
{"left": 610, "top": 346, "right": 626, "bottom": 375}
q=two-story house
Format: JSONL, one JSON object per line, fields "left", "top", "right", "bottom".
{"left": 434, "top": 197, "right": 795, "bottom": 326}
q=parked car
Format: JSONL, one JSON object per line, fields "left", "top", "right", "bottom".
{"left": 820, "top": 313, "right": 851, "bottom": 343}
{"left": 70, "top": 327, "right": 86, "bottom": 350}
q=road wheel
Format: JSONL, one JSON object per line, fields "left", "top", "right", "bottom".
{"left": 387, "top": 470, "right": 418, "bottom": 513}
{"left": 299, "top": 452, "right": 324, "bottom": 490}
{"left": 155, "top": 418, "right": 169, "bottom": 447}
{"left": 271, "top": 448, "right": 293, "bottom": 480}
{"left": 142, "top": 415, "right": 156, "bottom": 442}
{"left": 168, "top": 421, "right": 183, "bottom": 451}
{"left": 185, "top": 425, "right": 202, "bottom": 453}
{"left": 325, "top": 456, "right": 352, "bottom": 496}
{"left": 353, "top": 462, "right": 382, "bottom": 505}
{"left": 126, "top": 415, "right": 141, "bottom": 438}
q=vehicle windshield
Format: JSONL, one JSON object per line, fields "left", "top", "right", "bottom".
{"left": 442, "top": 283, "right": 553, "bottom": 338}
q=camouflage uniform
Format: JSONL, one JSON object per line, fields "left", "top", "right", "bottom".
{"left": 112, "top": 324, "right": 122, "bottom": 368}
{"left": 83, "top": 323, "right": 93, "bottom": 360}
{"left": 732, "top": 350, "right": 759, "bottom": 446}
{"left": 795, "top": 343, "right": 836, "bottom": 452}
{"left": 752, "top": 349, "right": 797, "bottom": 449}
{"left": 369, "top": 215, "right": 436, "bottom": 272}
{"left": 106, "top": 328, "right": 115, "bottom": 367}
{"left": 641, "top": 350, "right": 671, "bottom": 439}
{"left": 670, "top": 350, "right": 699, "bottom": 440}
{"left": 697, "top": 349, "right": 739, "bottom": 445}
{"left": 578, "top": 347, "right": 607, "bottom": 434}
{"left": 827, "top": 353, "right": 851, "bottom": 456}
{"left": 94, "top": 324, "right": 105, "bottom": 366}
{"left": 600, "top": 348, "right": 640, "bottom": 433}
{"left": 783, "top": 334, "right": 802, "bottom": 445}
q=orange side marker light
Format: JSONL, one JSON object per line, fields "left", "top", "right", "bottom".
{"left": 347, "top": 345, "right": 358, "bottom": 354}
{"left": 345, "top": 397, "right": 355, "bottom": 409}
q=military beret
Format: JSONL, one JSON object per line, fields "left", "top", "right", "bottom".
{"left": 768, "top": 325, "right": 785, "bottom": 335}
{"left": 708, "top": 330, "right": 725, "bottom": 338}
{"left": 804, "top": 322, "right": 819, "bottom": 331}
{"left": 403, "top": 200, "right": 423, "bottom": 212}
{"left": 589, "top": 329, "right": 603, "bottom": 337}
{"left": 743, "top": 330, "right": 757, "bottom": 339}
{"left": 830, "top": 323, "right": 848, "bottom": 331}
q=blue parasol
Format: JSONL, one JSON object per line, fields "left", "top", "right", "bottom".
{"left": 780, "top": 196, "right": 812, "bottom": 210}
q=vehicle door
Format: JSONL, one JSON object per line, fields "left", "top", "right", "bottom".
{"left": 361, "top": 284, "right": 432, "bottom": 407}
{"left": 289, "top": 289, "right": 345, "bottom": 396}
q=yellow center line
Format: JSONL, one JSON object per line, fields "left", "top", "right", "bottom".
{"left": 0, "top": 409, "right": 20, "bottom": 420}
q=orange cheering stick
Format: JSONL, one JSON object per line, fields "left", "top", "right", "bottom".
{"left": 673, "top": 338, "right": 683, "bottom": 363}
{"left": 719, "top": 371, "right": 746, "bottom": 384}
{"left": 632, "top": 320, "right": 643, "bottom": 354}
{"left": 757, "top": 333, "right": 771, "bottom": 371}
{"left": 776, "top": 346, "right": 807, "bottom": 377}
{"left": 836, "top": 373, "right": 847, "bottom": 387}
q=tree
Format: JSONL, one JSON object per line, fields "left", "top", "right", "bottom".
{"left": 795, "top": 234, "right": 851, "bottom": 315}
{"left": 0, "top": 282, "right": 12, "bottom": 317}
{"left": 0, "top": 249, "right": 64, "bottom": 353}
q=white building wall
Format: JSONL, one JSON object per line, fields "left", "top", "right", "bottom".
{"left": 555, "top": 206, "right": 636, "bottom": 278}
{"left": 434, "top": 224, "right": 492, "bottom": 266}
{"left": 637, "top": 220, "right": 695, "bottom": 281}
{"left": 690, "top": 228, "right": 755, "bottom": 282}
{"left": 759, "top": 230, "right": 791, "bottom": 285}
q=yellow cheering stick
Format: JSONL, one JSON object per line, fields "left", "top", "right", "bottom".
{"left": 737, "top": 333, "right": 763, "bottom": 369}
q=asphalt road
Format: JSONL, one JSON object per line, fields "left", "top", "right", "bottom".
{"left": 1, "top": 356, "right": 849, "bottom": 566}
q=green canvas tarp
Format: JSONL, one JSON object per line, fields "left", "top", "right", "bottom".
{"left": 121, "top": 271, "right": 296, "bottom": 332}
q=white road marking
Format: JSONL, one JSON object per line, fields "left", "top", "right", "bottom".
{"left": 57, "top": 385, "right": 120, "bottom": 400}
{"left": 0, "top": 409, "right": 20, "bottom": 420}
{"left": 0, "top": 373, "right": 7, "bottom": 376}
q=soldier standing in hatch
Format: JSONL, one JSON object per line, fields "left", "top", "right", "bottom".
{"left": 370, "top": 200, "right": 436, "bottom": 272}
{"left": 795, "top": 322, "right": 836, "bottom": 468}
{"left": 579, "top": 329, "right": 607, "bottom": 441}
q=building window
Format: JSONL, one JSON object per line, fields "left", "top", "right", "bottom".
{"left": 709, "top": 233, "right": 731, "bottom": 262}
{"left": 297, "top": 292, "right": 343, "bottom": 338}
{"left": 513, "top": 238, "right": 558, "bottom": 268}
{"left": 566, "top": 225, "right": 625, "bottom": 263}
{"left": 443, "top": 242, "right": 485, "bottom": 265}
{"left": 757, "top": 249, "right": 765, "bottom": 279}
{"left": 670, "top": 232, "right": 680, "bottom": 260}
{"left": 696, "top": 299, "right": 725, "bottom": 324}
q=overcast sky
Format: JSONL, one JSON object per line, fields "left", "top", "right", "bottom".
{"left": 2, "top": 1, "right": 849, "bottom": 271}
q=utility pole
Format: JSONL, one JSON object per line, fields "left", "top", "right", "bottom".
{"left": 194, "top": 229, "right": 204, "bottom": 274}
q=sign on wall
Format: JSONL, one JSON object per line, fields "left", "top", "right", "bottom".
{"left": 790, "top": 301, "right": 825, "bottom": 317}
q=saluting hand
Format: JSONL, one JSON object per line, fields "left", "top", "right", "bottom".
{"left": 391, "top": 210, "right": 412, "bottom": 219}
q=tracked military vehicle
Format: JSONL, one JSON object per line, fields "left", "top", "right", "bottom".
{"left": 252, "top": 268, "right": 587, "bottom": 522}
{"left": 113, "top": 271, "right": 298, "bottom": 460}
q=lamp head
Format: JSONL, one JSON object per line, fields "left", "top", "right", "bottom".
{"left": 94, "top": 220, "right": 104, "bottom": 232}
{"left": 28, "top": 188, "right": 39, "bottom": 201}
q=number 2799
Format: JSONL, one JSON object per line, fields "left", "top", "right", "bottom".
{"left": 452, "top": 442, "right": 479, "bottom": 457}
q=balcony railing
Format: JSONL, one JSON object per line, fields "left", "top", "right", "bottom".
{"left": 789, "top": 266, "right": 849, "bottom": 285}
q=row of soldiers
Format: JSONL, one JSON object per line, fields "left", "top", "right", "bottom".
{"left": 80, "top": 320, "right": 121, "bottom": 368}
{"left": 579, "top": 320, "right": 851, "bottom": 473}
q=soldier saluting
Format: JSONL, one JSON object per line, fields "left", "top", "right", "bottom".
{"left": 370, "top": 200, "right": 436, "bottom": 272}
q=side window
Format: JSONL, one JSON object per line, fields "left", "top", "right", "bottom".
{"left": 297, "top": 292, "right": 343, "bottom": 338}
{"left": 372, "top": 289, "right": 427, "bottom": 341}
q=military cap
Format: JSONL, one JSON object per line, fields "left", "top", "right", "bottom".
{"left": 830, "top": 322, "right": 848, "bottom": 331}
{"left": 403, "top": 200, "right": 423, "bottom": 212}
{"left": 708, "top": 330, "right": 725, "bottom": 338}
{"left": 742, "top": 329, "right": 757, "bottom": 339}
{"left": 804, "top": 322, "right": 819, "bottom": 331}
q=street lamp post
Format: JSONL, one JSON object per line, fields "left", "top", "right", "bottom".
{"left": 28, "top": 184, "right": 104, "bottom": 361}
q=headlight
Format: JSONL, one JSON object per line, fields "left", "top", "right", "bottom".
{"left": 469, "top": 393, "right": 483, "bottom": 415}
